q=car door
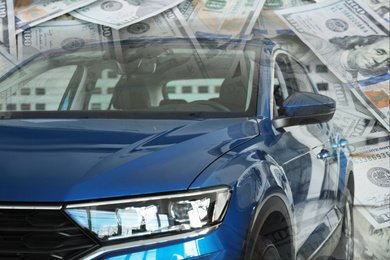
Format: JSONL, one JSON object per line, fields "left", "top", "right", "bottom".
{"left": 269, "top": 51, "right": 340, "bottom": 256}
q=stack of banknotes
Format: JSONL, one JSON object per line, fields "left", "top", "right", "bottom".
{"left": 0, "top": 0, "right": 389, "bottom": 231}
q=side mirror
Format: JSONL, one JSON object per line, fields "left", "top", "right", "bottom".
{"left": 272, "top": 92, "right": 336, "bottom": 129}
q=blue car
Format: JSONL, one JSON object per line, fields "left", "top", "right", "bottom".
{"left": 0, "top": 38, "right": 354, "bottom": 260}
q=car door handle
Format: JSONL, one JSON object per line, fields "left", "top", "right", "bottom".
{"left": 317, "top": 149, "right": 331, "bottom": 159}
{"left": 339, "top": 139, "right": 348, "bottom": 148}
{"left": 332, "top": 138, "right": 349, "bottom": 148}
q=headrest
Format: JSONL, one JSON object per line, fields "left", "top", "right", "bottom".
{"left": 219, "top": 76, "right": 249, "bottom": 112}
{"left": 111, "top": 78, "right": 151, "bottom": 110}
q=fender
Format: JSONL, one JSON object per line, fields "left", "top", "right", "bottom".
{"left": 242, "top": 193, "right": 295, "bottom": 260}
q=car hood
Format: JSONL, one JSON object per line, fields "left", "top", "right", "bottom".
{"left": 0, "top": 118, "right": 258, "bottom": 202}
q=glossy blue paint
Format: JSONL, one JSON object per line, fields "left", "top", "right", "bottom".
{"left": 190, "top": 118, "right": 296, "bottom": 241}
{"left": 0, "top": 118, "right": 258, "bottom": 201}
{"left": 283, "top": 92, "right": 336, "bottom": 117}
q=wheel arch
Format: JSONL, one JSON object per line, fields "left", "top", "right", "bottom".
{"left": 242, "top": 193, "right": 295, "bottom": 260}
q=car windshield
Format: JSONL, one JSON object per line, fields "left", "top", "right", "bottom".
{"left": 0, "top": 38, "right": 260, "bottom": 119}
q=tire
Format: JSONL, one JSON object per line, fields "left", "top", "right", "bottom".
{"left": 252, "top": 236, "right": 281, "bottom": 260}
{"left": 333, "top": 187, "right": 354, "bottom": 260}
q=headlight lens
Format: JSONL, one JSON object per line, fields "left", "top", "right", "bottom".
{"left": 65, "top": 186, "right": 231, "bottom": 242}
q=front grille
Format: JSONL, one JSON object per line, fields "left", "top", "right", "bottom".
{"left": 0, "top": 208, "right": 100, "bottom": 260}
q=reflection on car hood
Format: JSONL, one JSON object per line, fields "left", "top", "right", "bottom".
{"left": 0, "top": 118, "right": 258, "bottom": 202}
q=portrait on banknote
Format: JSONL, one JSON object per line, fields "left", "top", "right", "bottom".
{"left": 354, "top": 208, "right": 390, "bottom": 260}
{"left": 300, "top": 33, "right": 389, "bottom": 81}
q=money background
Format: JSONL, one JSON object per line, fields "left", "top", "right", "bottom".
{"left": 275, "top": 0, "right": 390, "bottom": 131}
{"left": 1, "top": 0, "right": 390, "bottom": 259}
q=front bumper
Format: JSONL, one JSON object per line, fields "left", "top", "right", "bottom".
{"left": 81, "top": 223, "right": 244, "bottom": 260}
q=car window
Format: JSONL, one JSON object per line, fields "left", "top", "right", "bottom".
{"left": 0, "top": 40, "right": 259, "bottom": 119}
{"left": 88, "top": 69, "right": 122, "bottom": 110}
{"left": 288, "top": 57, "right": 315, "bottom": 93}
{"left": 1, "top": 66, "right": 77, "bottom": 112}
{"left": 272, "top": 53, "right": 315, "bottom": 117}
{"left": 164, "top": 79, "right": 224, "bottom": 103}
{"left": 273, "top": 63, "right": 288, "bottom": 117}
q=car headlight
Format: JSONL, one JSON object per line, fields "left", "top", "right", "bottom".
{"left": 65, "top": 186, "right": 231, "bottom": 242}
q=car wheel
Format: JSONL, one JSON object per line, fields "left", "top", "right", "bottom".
{"left": 335, "top": 187, "right": 354, "bottom": 260}
{"left": 252, "top": 236, "right": 281, "bottom": 260}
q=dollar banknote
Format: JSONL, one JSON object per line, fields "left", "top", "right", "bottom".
{"left": 0, "top": 45, "right": 28, "bottom": 107}
{"left": 264, "top": 0, "right": 313, "bottom": 10}
{"left": 52, "top": 13, "right": 78, "bottom": 21}
{"left": 70, "top": 0, "right": 185, "bottom": 30}
{"left": 178, "top": 0, "right": 265, "bottom": 40}
{"left": 117, "top": 6, "right": 241, "bottom": 76}
{"left": 250, "top": 18, "right": 364, "bottom": 112}
{"left": 176, "top": 0, "right": 266, "bottom": 79}
{"left": 119, "top": 25, "right": 250, "bottom": 84}
{"left": 0, "top": 0, "right": 16, "bottom": 58}
{"left": 0, "top": 45, "right": 18, "bottom": 79}
{"left": 276, "top": 0, "right": 390, "bottom": 131}
{"left": 252, "top": 12, "right": 293, "bottom": 38}
{"left": 315, "top": 0, "right": 390, "bottom": 22}
{"left": 14, "top": 0, "right": 100, "bottom": 34}
{"left": 301, "top": 53, "right": 359, "bottom": 109}
{"left": 371, "top": 120, "right": 388, "bottom": 133}
{"left": 350, "top": 90, "right": 378, "bottom": 116}
{"left": 113, "top": 4, "right": 209, "bottom": 78}
{"left": 347, "top": 131, "right": 390, "bottom": 229}
{"left": 118, "top": 21, "right": 214, "bottom": 81}
{"left": 283, "top": 46, "right": 380, "bottom": 137}
{"left": 318, "top": 78, "right": 356, "bottom": 109}
{"left": 118, "top": 7, "right": 190, "bottom": 39}
{"left": 361, "top": 0, "right": 390, "bottom": 22}
{"left": 17, "top": 20, "right": 119, "bottom": 62}
{"left": 332, "top": 109, "right": 375, "bottom": 137}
